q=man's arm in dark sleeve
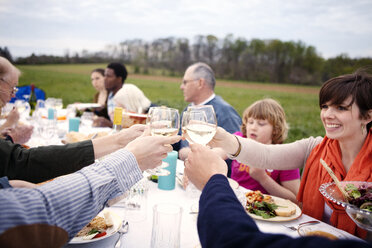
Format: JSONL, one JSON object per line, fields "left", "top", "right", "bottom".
{"left": 0, "top": 139, "right": 95, "bottom": 183}
{"left": 197, "top": 174, "right": 369, "bottom": 248}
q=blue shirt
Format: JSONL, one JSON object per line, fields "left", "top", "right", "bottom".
{"left": 0, "top": 177, "right": 11, "bottom": 189}
{"left": 0, "top": 149, "right": 143, "bottom": 240}
{"left": 179, "top": 95, "right": 242, "bottom": 150}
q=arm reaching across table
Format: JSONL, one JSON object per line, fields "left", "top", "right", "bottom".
{"left": 185, "top": 144, "right": 370, "bottom": 248}
{"left": 0, "top": 134, "right": 181, "bottom": 247}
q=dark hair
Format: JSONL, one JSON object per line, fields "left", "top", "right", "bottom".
{"left": 319, "top": 69, "right": 372, "bottom": 131}
{"left": 107, "top": 62, "right": 128, "bottom": 83}
{"left": 91, "top": 68, "right": 104, "bottom": 76}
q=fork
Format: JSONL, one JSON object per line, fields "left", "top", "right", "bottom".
{"left": 283, "top": 220, "right": 320, "bottom": 231}
{"left": 114, "top": 220, "right": 129, "bottom": 248}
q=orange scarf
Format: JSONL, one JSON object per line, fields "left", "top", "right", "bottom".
{"left": 297, "top": 130, "right": 372, "bottom": 238}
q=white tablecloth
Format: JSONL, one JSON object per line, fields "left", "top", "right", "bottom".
{"left": 64, "top": 160, "right": 361, "bottom": 248}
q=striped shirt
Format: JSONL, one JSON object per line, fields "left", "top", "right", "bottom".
{"left": 0, "top": 149, "right": 143, "bottom": 240}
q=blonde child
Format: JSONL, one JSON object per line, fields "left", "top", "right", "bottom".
{"left": 231, "top": 99, "right": 300, "bottom": 203}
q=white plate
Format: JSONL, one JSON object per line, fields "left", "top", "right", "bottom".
{"left": 73, "top": 103, "right": 102, "bottom": 110}
{"left": 246, "top": 195, "right": 302, "bottom": 222}
{"left": 69, "top": 210, "right": 122, "bottom": 244}
{"left": 297, "top": 225, "right": 347, "bottom": 239}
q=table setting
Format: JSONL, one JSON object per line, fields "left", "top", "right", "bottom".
{"left": 61, "top": 158, "right": 363, "bottom": 248}
{"left": 15, "top": 104, "right": 367, "bottom": 247}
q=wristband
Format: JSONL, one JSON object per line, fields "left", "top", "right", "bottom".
{"left": 229, "top": 136, "right": 241, "bottom": 158}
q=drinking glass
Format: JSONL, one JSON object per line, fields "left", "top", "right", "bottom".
{"left": 123, "top": 178, "right": 149, "bottom": 222}
{"left": 54, "top": 98, "right": 63, "bottom": 110}
{"left": 151, "top": 203, "right": 182, "bottom": 248}
{"left": 14, "top": 100, "right": 30, "bottom": 120}
{"left": 80, "top": 112, "right": 94, "bottom": 127}
{"left": 146, "top": 107, "right": 180, "bottom": 176}
{"left": 45, "top": 98, "right": 56, "bottom": 110}
{"left": 182, "top": 105, "right": 217, "bottom": 145}
{"left": 1, "top": 103, "right": 14, "bottom": 117}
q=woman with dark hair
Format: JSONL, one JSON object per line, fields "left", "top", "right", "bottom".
{"left": 202, "top": 69, "right": 372, "bottom": 238}
{"left": 90, "top": 68, "right": 107, "bottom": 107}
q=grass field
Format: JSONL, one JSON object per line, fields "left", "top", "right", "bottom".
{"left": 16, "top": 63, "right": 324, "bottom": 143}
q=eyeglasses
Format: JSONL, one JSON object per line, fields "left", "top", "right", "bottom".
{"left": 0, "top": 78, "right": 18, "bottom": 95}
{"left": 182, "top": 78, "right": 199, "bottom": 85}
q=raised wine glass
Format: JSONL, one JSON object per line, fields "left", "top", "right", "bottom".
{"left": 182, "top": 105, "right": 217, "bottom": 146}
{"left": 146, "top": 107, "right": 180, "bottom": 176}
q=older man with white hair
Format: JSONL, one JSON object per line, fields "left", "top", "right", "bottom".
{"left": 177, "top": 62, "right": 242, "bottom": 175}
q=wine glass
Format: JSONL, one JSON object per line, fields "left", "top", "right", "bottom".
{"left": 80, "top": 112, "right": 94, "bottom": 127}
{"left": 14, "top": 100, "right": 31, "bottom": 120}
{"left": 182, "top": 105, "right": 217, "bottom": 145}
{"left": 54, "top": 98, "right": 63, "bottom": 110}
{"left": 146, "top": 107, "right": 180, "bottom": 176}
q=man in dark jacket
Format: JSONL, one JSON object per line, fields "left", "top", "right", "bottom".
{"left": 0, "top": 57, "right": 145, "bottom": 183}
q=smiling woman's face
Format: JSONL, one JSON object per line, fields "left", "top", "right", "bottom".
{"left": 320, "top": 96, "right": 365, "bottom": 142}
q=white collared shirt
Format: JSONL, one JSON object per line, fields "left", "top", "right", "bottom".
{"left": 191, "top": 93, "right": 216, "bottom": 106}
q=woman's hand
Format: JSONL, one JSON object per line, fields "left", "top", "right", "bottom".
{"left": 207, "top": 127, "right": 239, "bottom": 156}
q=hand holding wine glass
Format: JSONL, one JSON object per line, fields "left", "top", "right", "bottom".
{"left": 182, "top": 105, "right": 217, "bottom": 146}
{"left": 146, "top": 107, "right": 180, "bottom": 176}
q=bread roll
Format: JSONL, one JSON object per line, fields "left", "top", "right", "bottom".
{"left": 274, "top": 199, "right": 296, "bottom": 217}
{"left": 65, "top": 132, "right": 88, "bottom": 143}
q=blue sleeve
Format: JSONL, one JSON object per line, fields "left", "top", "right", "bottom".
{"left": 0, "top": 177, "right": 11, "bottom": 189}
{"left": 0, "top": 149, "right": 143, "bottom": 240}
{"left": 197, "top": 174, "right": 369, "bottom": 248}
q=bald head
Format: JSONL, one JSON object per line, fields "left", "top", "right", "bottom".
{"left": 0, "top": 57, "right": 21, "bottom": 80}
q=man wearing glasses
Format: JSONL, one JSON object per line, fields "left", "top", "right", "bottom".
{"left": 177, "top": 62, "right": 242, "bottom": 176}
{"left": 0, "top": 65, "right": 33, "bottom": 144}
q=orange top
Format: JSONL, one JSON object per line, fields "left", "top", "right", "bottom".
{"left": 297, "top": 129, "right": 372, "bottom": 238}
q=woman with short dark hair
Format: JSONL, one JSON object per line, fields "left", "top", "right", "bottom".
{"left": 205, "top": 69, "right": 372, "bottom": 238}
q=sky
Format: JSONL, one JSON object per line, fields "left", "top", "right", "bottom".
{"left": 1, "top": 0, "right": 372, "bottom": 59}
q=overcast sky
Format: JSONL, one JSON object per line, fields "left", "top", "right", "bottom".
{"left": 1, "top": 0, "right": 372, "bottom": 59}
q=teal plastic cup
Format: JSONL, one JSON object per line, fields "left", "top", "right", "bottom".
{"left": 47, "top": 108, "right": 55, "bottom": 120}
{"left": 68, "top": 117, "right": 80, "bottom": 132}
{"left": 158, "top": 151, "right": 178, "bottom": 190}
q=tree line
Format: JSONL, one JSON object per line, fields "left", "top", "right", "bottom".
{"left": 4, "top": 34, "right": 372, "bottom": 85}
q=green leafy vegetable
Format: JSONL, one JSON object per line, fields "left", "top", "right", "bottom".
{"left": 87, "top": 228, "right": 99, "bottom": 235}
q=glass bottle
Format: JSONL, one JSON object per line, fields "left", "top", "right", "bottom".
{"left": 29, "top": 84, "right": 37, "bottom": 115}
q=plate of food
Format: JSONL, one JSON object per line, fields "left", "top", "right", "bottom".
{"left": 297, "top": 225, "right": 346, "bottom": 240}
{"left": 70, "top": 210, "right": 122, "bottom": 244}
{"left": 319, "top": 181, "right": 372, "bottom": 231}
{"left": 245, "top": 190, "right": 302, "bottom": 221}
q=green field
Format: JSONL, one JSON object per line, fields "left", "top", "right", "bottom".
{"left": 16, "top": 64, "right": 324, "bottom": 143}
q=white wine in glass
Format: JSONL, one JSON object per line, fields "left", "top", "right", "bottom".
{"left": 146, "top": 107, "right": 180, "bottom": 176}
{"left": 182, "top": 105, "right": 217, "bottom": 146}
